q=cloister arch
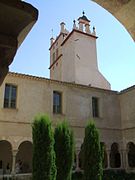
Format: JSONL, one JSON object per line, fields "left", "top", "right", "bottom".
{"left": 110, "top": 143, "right": 121, "bottom": 168}
{"left": 127, "top": 142, "right": 135, "bottom": 168}
{"left": 92, "top": 0, "right": 135, "bottom": 41}
{"left": 0, "top": 140, "right": 12, "bottom": 174}
{"left": 16, "top": 141, "right": 33, "bottom": 173}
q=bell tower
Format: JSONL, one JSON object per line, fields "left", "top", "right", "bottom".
{"left": 49, "top": 12, "right": 110, "bottom": 90}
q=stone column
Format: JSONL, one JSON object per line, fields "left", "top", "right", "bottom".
{"left": 75, "top": 149, "right": 80, "bottom": 172}
{"left": 78, "top": 22, "right": 83, "bottom": 31}
{"left": 85, "top": 24, "right": 90, "bottom": 34}
{"left": 106, "top": 150, "right": 111, "bottom": 169}
{"left": 11, "top": 150, "right": 18, "bottom": 175}
{"left": 120, "top": 150, "right": 123, "bottom": 168}
{"left": 125, "top": 149, "right": 129, "bottom": 169}
{"left": 121, "top": 149, "right": 128, "bottom": 169}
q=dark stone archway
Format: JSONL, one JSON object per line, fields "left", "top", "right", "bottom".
{"left": 92, "top": 0, "right": 135, "bottom": 41}
{"left": 127, "top": 142, "right": 135, "bottom": 168}
{"left": 0, "top": 140, "right": 12, "bottom": 174}
{"left": 110, "top": 143, "right": 121, "bottom": 168}
{"left": 16, "top": 141, "right": 33, "bottom": 173}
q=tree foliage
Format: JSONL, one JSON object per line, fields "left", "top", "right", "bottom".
{"left": 32, "top": 114, "right": 56, "bottom": 180}
{"left": 83, "top": 121, "right": 103, "bottom": 180}
{"left": 54, "top": 121, "right": 74, "bottom": 180}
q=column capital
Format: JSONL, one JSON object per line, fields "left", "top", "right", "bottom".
{"left": 12, "top": 149, "right": 18, "bottom": 156}
{"left": 76, "top": 148, "right": 80, "bottom": 154}
{"left": 106, "top": 149, "right": 111, "bottom": 152}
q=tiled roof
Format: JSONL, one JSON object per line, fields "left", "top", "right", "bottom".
{"left": 119, "top": 85, "right": 135, "bottom": 94}
{"left": 7, "top": 72, "right": 117, "bottom": 94}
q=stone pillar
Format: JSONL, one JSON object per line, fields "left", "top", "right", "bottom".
{"left": 78, "top": 22, "right": 83, "bottom": 31}
{"left": 107, "top": 150, "right": 111, "bottom": 169}
{"left": 60, "top": 22, "right": 65, "bottom": 33}
{"left": 11, "top": 150, "right": 18, "bottom": 175}
{"left": 125, "top": 149, "right": 129, "bottom": 169}
{"left": 75, "top": 149, "right": 80, "bottom": 171}
{"left": 85, "top": 24, "right": 90, "bottom": 34}
{"left": 120, "top": 150, "right": 123, "bottom": 168}
{"left": 121, "top": 149, "right": 128, "bottom": 169}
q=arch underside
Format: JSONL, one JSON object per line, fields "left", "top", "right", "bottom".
{"left": 92, "top": 0, "right": 135, "bottom": 41}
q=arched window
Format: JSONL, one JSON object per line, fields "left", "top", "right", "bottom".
{"left": 110, "top": 143, "right": 121, "bottom": 168}
{"left": 16, "top": 141, "right": 32, "bottom": 173}
{"left": 0, "top": 140, "right": 12, "bottom": 174}
{"left": 127, "top": 142, "right": 135, "bottom": 168}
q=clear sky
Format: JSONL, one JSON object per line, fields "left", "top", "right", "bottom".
{"left": 10, "top": 0, "right": 135, "bottom": 91}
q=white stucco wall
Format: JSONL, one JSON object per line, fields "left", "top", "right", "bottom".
{"left": 61, "top": 30, "right": 111, "bottom": 89}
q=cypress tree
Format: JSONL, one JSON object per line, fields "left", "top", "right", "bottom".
{"left": 32, "top": 114, "right": 56, "bottom": 180}
{"left": 100, "top": 142, "right": 105, "bottom": 168}
{"left": 83, "top": 121, "right": 103, "bottom": 180}
{"left": 54, "top": 121, "right": 74, "bottom": 180}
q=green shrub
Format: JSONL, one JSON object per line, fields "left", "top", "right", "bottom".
{"left": 32, "top": 114, "right": 56, "bottom": 180}
{"left": 72, "top": 171, "right": 83, "bottom": 180}
{"left": 72, "top": 170, "right": 135, "bottom": 180}
{"left": 83, "top": 121, "right": 103, "bottom": 180}
{"left": 103, "top": 170, "right": 135, "bottom": 180}
{"left": 54, "top": 121, "right": 74, "bottom": 180}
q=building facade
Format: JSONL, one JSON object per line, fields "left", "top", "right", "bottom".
{"left": 0, "top": 13, "right": 135, "bottom": 177}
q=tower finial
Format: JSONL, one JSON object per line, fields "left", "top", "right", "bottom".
{"left": 73, "top": 20, "right": 77, "bottom": 29}
{"left": 92, "top": 26, "right": 96, "bottom": 35}
{"left": 83, "top": 11, "right": 85, "bottom": 15}
{"left": 60, "top": 22, "right": 66, "bottom": 33}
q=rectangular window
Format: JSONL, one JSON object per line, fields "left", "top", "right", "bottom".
{"left": 53, "top": 52, "right": 55, "bottom": 62}
{"left": 92, "top": 97, "right": 99, "bottom": 117}
{"left": 4, "top": 84, "right": 17, "bottom": 108}
{"left": 56, "top": 49, "right": 58, "bottom": 59}
{"left": 53, "top": 91, "right": 62, "bottom": 114}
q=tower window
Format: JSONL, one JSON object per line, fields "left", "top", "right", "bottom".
{"left": 56, "top": 49, "right": 58, "bottom": 59}
{"left": 92, "top": 97, "right": 99, "bottom": 117}
{"left": 4, "top": 84, "right": 17, "bottom": 108}
{"left": 53, "top": 91, "right": 62, "bottom": 114}
{"left": 53, "top": 52, "right": 55, "bottom": 62}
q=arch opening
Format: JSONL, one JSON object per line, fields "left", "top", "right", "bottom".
{"left": 127, "top": 142, "right": 135, "bottom": 168}
{"left": 16, "top": 141, "right": 32, "bottom": 174}
{"left": 0, "top": 140, "right": 12, "bottom": 175}
{"left": 110, "top": 143, "right": 121, "bottom": 168}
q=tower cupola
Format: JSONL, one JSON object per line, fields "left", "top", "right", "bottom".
{"left": 78, "top": 11, "right": 90, "bottom": 24}
{"left": 78, "top": 11, "right": 91, "bottom": 33}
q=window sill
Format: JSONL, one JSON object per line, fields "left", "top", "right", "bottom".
{"left": 93, "top": 117, "right": 103, "bottom": 120}
{"left": 53, "top": 113, "right": 65, "bottom": 117}
{"left": 2, "top": 107, "right": 18, "bottom": 111}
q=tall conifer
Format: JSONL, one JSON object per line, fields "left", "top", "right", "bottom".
{"left": 54, "top": 121, "right": 74, "bottom": 180}
{"left": 32, "top": 114, "right": 56, "bottom": 180}
{"left": 83, "top": 121, "right": 103, "bottom": 180}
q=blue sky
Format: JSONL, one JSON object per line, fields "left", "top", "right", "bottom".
{"left": 10, "top": 0, "right": 135, "bottom": 91}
